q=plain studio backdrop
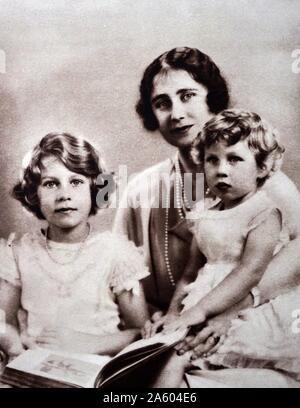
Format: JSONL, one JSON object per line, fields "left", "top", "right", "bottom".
{"left": 0, "top": 0, "right": 299, "bottom": 236}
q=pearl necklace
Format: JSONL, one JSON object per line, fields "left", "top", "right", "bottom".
{"left": 43, "top": 224, "right": 91, "bottom": 298}
{"left": 164, "top": 188, "right": 176, "bottom": 287}
{"left": 45, "top": 223, "right": 91, "bottom": 266}
{"left": 174, "top": 156, "right": 192, "bottom": 215}
{"left": 164, "top": 157, "right": 190, "bottom": 287}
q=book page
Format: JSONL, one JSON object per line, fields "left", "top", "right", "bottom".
{"left": 7, "top": 349, "right": 111, "bottom": 388}
{"left": 116, "top": 329, "right": 188, "bottom": 356}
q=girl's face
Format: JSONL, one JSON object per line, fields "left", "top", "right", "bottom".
{"left": 204, "top": 139, "right": 266, "bottom": 208}
{"left": 151, "top": 69, "right": 212, "bottom": 150}
{"left": 37, "top": 156, "right": 92, "bottom": 234}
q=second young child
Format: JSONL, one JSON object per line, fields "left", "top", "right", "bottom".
{"left": 0, "top": 132, "right": 149, "bottom": 359}
{"left": 145, "top": 109, "right": 287, "bottom": 386}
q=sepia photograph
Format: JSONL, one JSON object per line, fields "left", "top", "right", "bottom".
{"left": 0, "top": 0, "right": 299, "bottom": 390}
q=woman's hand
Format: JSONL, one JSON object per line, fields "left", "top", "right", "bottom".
{"left": 175, "top": 309, "right": 233, "bottom": 359}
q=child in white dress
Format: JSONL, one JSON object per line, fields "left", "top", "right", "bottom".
{"left": 0, "top": 132, "right": 149, "bottom": 363}
{"left": 146, "top": 109, "right": 300, "bottom": 387}
{"left": 148, "top": 109, "right": 285, "bottom": 334}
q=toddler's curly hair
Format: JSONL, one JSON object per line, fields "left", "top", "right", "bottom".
{"left": 192, "top": 109, "right": 285, "bottom": 186}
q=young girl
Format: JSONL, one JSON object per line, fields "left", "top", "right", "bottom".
{"left": 0, "top": 132, "right": 149, "bottom": 361}
{"left": 146, "top": 109, "right": 291, "bottom": 386}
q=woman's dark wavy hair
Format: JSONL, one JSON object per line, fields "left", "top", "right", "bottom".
{"left": 136, "top": 47, "right": 230, "bottom": 131}
{"left": 13, "top": 132, "right": 113, "bottom": 219}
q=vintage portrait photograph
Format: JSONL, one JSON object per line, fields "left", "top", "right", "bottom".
{"left": 0, "top": 0, "right": 299, "bottom": 390}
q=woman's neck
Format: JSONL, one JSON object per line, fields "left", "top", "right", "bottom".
{"left": 178, "top": 148, "right": 202, "bottom": 174}
{"left": 177, "top": 148, "right": 204, "bottom": 206}
{"left": 47, "top": 222, "right": 90, "bottom": 243}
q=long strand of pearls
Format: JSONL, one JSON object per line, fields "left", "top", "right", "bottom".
{"left": 164, "top": 186, "right": 176, "bottom": 287}
{"left": 164, "top": 157, "right": 189, "bottom": 287}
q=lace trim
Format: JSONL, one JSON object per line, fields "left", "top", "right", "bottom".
{"left": 0, "top": 236, "right": 21, "bottom": 287}
{"left": 110, "top": 237, "right": 150, "bottom": 296}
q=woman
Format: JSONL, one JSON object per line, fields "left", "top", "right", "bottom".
{"left": 114, "top": 47, "right": 300, "bottom": 387}
{"left": 114, "top": 47, "right": 230, "bottom": 312}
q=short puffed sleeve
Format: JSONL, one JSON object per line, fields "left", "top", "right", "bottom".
{"left": 0, "top": 233, "right": 21, "bottom": 287}
{"left": 108, "top": 234, "right": 150, "bottom": 296}
{"left": 247, "top": 207, "right": 280, "bottom": 233}
{"left": 247, "top": 205, "right": 289, "bottom": 255}
{"left": 262, "top": 171, "right": 300, "bottom": 239}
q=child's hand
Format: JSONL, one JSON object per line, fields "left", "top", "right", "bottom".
{"left": 141, "top": 311, "right": 163, "bottom": 339}
{"left": 20, "top": 333, "right": 38, "bottom": 350}
{"left": 142, "top": 312, "right": 179, "bottom": 339}
{"left": 163, "top": 307, "right": 206, "bottom": 334}
{"left": 36, "top": 327, "right": 86, "bottom": 353}
{"left": 35, "top": 327, "right": 71, "bottom": 351}
{"left": 0, "top": 324, "right": 24, "bottom": 359}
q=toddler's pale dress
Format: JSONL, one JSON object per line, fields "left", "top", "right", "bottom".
{"left": 181, "top": 191, "right": 300, "bottom": 387}
{"left": 182, "top": 191, "right": 283, "bottom": 311}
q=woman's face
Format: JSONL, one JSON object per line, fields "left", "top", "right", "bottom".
{"left": 151, "top": 69, "right": 212, "bottom": 150}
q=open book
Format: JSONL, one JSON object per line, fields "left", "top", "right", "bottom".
{"left": 1, "top": 329, "right": 187, "bottom": 388}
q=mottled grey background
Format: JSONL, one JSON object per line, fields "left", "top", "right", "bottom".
{"left": 0, "top": 0, "right": 299, "bottom": 237}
